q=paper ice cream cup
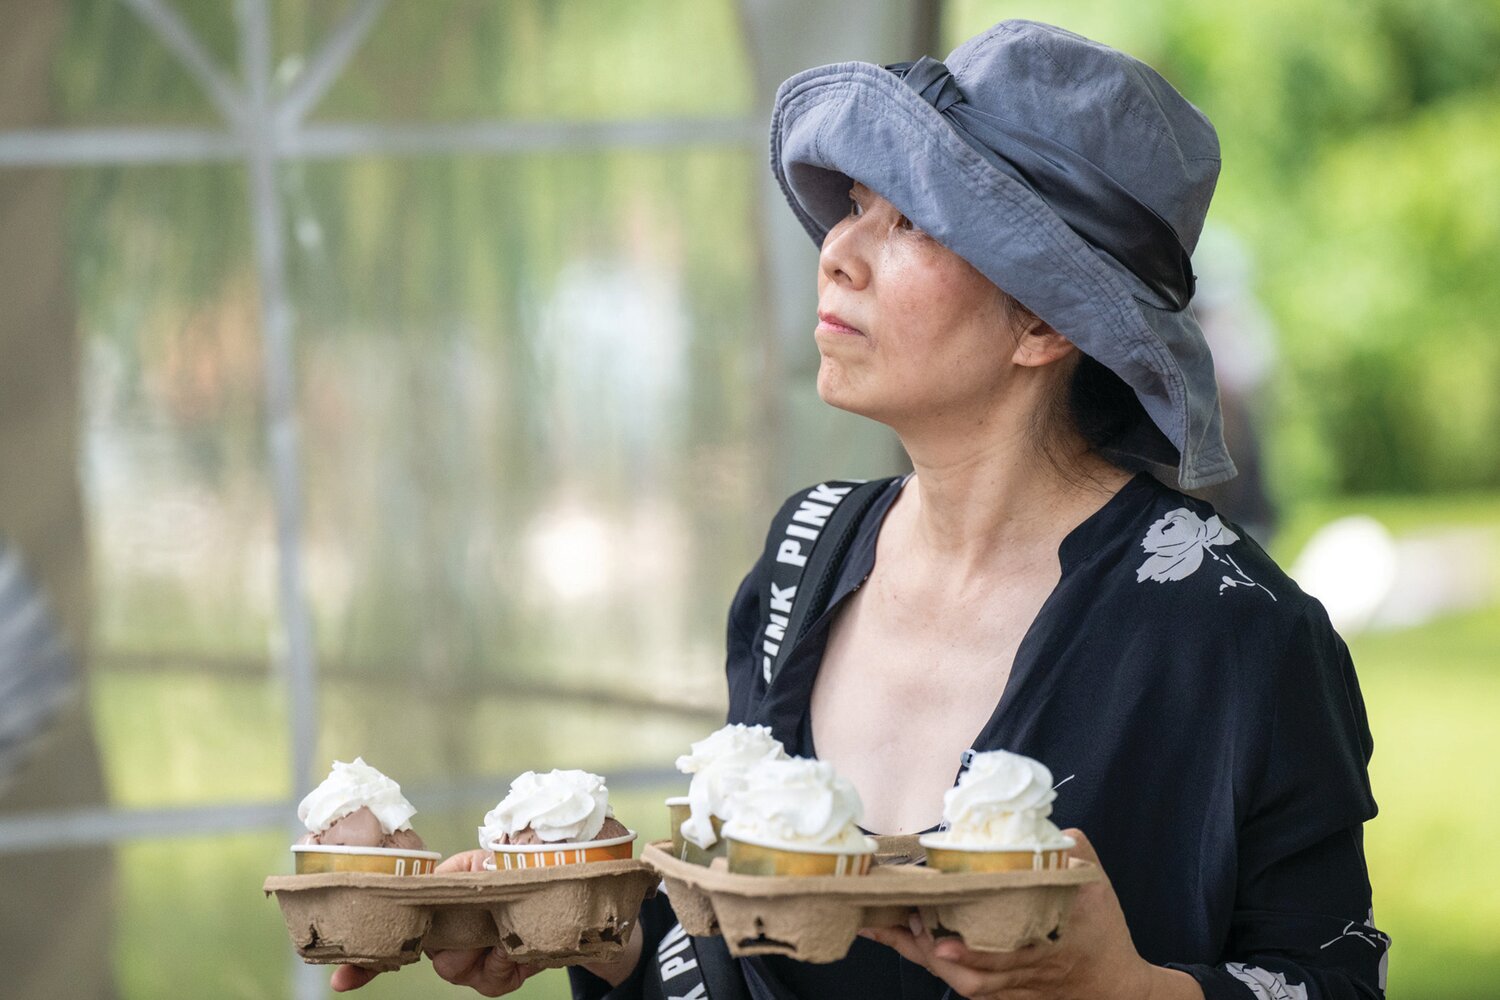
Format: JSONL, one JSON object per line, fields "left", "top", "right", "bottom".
{"left": 667, "top": 797, "right": 726, "bottom": 866}
{"left": 917, "top": 834, "right": 1075, "bottom": 873}
{"left": 666, "top": 796, "right": 689, "bottom": 846}
{"left": 484, "top": 830, "right": 637, "bottom": 870}
{"left": 292, "top": 843, "right": 441, "bottom": 875}
{"left": 725, "top": 832, "right": 877, "bottom": 877}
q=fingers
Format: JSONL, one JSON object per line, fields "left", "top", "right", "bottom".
{"left": 863, "top": 917, "right": 1041, "bottom": 973}
{"left": 858, "top": 926, "right": 929, "bottom": 968}
{"left": 330, "top": 965, "right": 380, "bottom": 992}
{"left": 480, "top": 948, "right": 537, "bottom": 991}
{"left": 921, "top": 953, "right": 1010, "bottom": 1000}
{"left": 1062, "top": 827, "right": 1099, "bottom": 865}
{"left": 431, "top": 947, "right": 488, "bottom": 983}
{"left": 1062, "top": 827, "right": 1116, "bottom": 899}
{"left": 430, "top": 947, "right": 531, "bottom": 997}
{"left": 932, "top": 937, "right": 1044, "bottom": 971}
{"left": 912, "top": 938, "right": 1018, "bottom": 999}
{"left": 861, "top": 919, "right": 1049, "bottom": 998}
{"left": 437, "top": 849, "right": 490, "bottom": 873}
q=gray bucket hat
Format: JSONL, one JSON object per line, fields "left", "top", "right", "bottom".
{"left": 771, "top": 19, "right": 1236, "bottom": 489}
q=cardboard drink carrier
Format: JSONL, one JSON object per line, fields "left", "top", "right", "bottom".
{"left": 265, "top": 834, "right": 1097, "bottom": 971}
{"left": 264, "top": 855, "right": 658, "bottom": 971}
{"left": 642, "top": 835, "right": 1099, "bottom": 964}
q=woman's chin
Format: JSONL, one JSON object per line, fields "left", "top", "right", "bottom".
{"left": 816, "top": 361, "right": 912, "bottom": 425}
{"left": 815, "top": 381, "right": 891, "bottom": 425}
{"left": 814, "top": 376, "right": 862, "bottom": 414}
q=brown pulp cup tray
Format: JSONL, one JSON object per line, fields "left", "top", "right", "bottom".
{"left": 641, "top": 839, "right": 1098, "bottom": 964}
{"left": 263, "top": 858, "right": 658, "bottom": 971}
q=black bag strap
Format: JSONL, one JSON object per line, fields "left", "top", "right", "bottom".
{"left": 646, "top": 478, "right": 895, "bottom": 1000}
{"left": 653, "top": 919, "right": 751, "bottom": 1000}
{"left": 758, "top": 477, "right": 897, "bottom": 692}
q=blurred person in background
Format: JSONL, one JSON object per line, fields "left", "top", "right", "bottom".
{"left": 335, "top": 19, "right": 1386, "bottom": 1000}
{"left": 1189, "top": 225, "right": 1280, "bottom": 544}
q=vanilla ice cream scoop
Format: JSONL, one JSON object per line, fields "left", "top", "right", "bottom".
{"left": 676, "top": 724, "right": 787, "bottom": 849}
{"left": 297, "top": 757, "right": 418, "bottom": 838}
{"left": 479, "top": 769, "right": 612, "bottom": 847}
{"left": 721, "top": 757, "right": 868, "bottom": 852}
{"left": 937, "top": 749, "right": 1072, "bottom": 848}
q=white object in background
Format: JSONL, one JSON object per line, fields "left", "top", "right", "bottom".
{"left": 1291, "top": 517, "right": 1497, "bottom": 635}
{"left": 1373, "top": 528, "right": 1497, "bottom": 630}
{"left": 1289, "top": 517, "right": 1399, "bottom": 635}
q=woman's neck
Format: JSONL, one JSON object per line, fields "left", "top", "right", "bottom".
{"left": 892, "top": 417, "right": 1131, "bottom": 578}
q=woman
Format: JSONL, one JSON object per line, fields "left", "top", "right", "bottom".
{"left": 335, "top": 19, "right": 1385, "bottom": 1000}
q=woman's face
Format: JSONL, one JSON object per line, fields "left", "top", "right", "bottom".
{"left": 814, "top": 183, "right": 1024, "bottom": 429}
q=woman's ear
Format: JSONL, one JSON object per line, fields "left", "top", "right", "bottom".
{"left": 1010, "top": 317, "right": 1078, "bottom": 369}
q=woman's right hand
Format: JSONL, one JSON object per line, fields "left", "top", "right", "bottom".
{"left": 417, "top": 851, "right": 646, "bottom": 991}
{"left": 424, "top": 850, "right": 544, "bottom": 994}
{"left": 330, "top": 850, "right": 542, "bottom": 995}
{"left": 426, "top": 945, "right": 542, "bottom": 996}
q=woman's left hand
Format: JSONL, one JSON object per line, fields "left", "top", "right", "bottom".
{"left": 859, "top": 829, "right": 1201, "bottom": 1000}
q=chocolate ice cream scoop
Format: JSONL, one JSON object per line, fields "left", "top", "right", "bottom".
{"left": 382, "top": 827, "right": 427, "bottom": 850}
{"left": 496, "top": 825, "right": 548, "bottom": 846}
{"left": 496, "top": 815, "right": 629, "bottom": 846}
{"left": 296, "top": 806, "right": 427, "bottom": 850}
{"left": 594, "top": 817, "right": 629, "bottom": 841}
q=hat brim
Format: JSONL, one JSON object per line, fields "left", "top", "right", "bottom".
{"left": 770, "top": 61, "right": 1235, "bottom": 490}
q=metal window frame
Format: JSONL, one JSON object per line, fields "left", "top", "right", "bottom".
{"left": 1, "top": 2, "right": 755, "bottom": 992}
{"left": 0, "top": 0, "right": 755, "bottom": 840}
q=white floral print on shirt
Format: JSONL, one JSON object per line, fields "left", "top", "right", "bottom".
{"left": 1225, "top": 963, "right": 1308, "bottom": 1000}
{"left": 1135, "top": 508, "right": 1276, "bottom": 600}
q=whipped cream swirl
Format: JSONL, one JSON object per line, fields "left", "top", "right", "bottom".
{"left": 721, "top": 757, "right": 869, "bottom": 852}
{"left": 297, "top": 757, "right": 417, "bottom": 835}
{"left": 938, "top": 749, "right": 1071, "bottom": 848}
{"left": 676, "top": 724, "right": 787, "bottom": 849}
{"left": 479, "top": 769, "right": 612, "bottom": 846}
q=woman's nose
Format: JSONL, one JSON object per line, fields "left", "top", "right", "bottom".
{"left": 819, "top": 217, "right": 872, "bottom": 290}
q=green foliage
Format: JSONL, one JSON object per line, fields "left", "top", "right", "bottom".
{"left": 1272, "top": 96, "right": 1500, "bottom": 492}
{"left": 305, "top": 0, "right": 752, "bottom": 122}
{"left": 950, "top": 0, "right": 1500, "bottom": 497}
{"left": 1344, "top": 601, "right": 1500, "bottom": 997}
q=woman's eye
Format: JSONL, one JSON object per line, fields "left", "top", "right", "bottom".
{"left": 848, "top": 195, "right": 863, "bottom": 218}
{"left": 896, "top": 214, "right": 913, "bottom": 231}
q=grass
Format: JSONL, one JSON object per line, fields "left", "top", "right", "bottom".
{"left": 1345, "top": 604, "right": 1500, "bottom": 997}
{"left": 1271, "top": 492, "right": 1500, "bottom": 998}
{"left": 87, "top": 494, "right": 1500, "bottom": 998}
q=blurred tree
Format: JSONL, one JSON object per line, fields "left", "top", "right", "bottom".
{"left": 949, "top": 0, "right": 1500, "bottom": 498}
{"left": 0, "top": 3, "right": 116, "bottom": 998}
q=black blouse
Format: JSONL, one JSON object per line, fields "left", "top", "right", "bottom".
{"left": 576, "top": 472, "right": 1387, "bottom": 1000}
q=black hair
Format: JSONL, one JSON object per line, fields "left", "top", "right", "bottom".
{"left": 1001, "top": 291, "right": 1147, "bottom": 481}
{"left": 1068, "top": 352, "right": 1147, "bottom": 452}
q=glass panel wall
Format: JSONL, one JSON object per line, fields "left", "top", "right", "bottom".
{"left": 0, "top": 2, "right": 899, "bottom": 996}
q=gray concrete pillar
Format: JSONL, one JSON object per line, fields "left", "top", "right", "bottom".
{"left": 736, "top": 0, "right": 939, "bottom": 497}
